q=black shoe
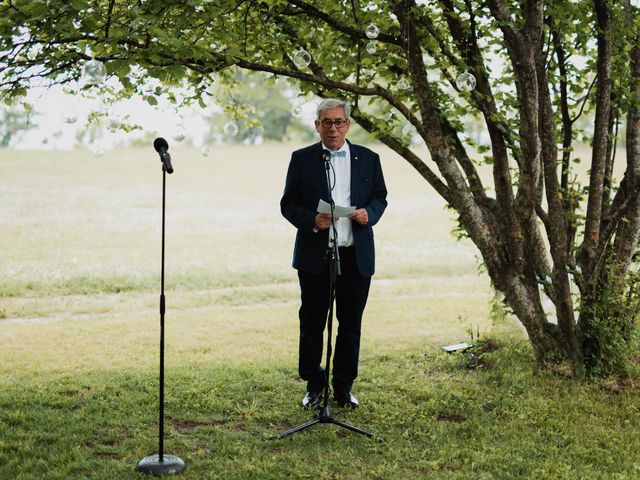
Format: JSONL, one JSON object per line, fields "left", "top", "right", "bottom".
{"left": 333, "top": 391, "right": 359, "bottom": 408}
{"left": 302, "top": 390, "right": 322, "bottom": 409}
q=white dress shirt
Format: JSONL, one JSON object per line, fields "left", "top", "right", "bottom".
{"left": 323, "top": 142, "right": 354, "bottom": 247}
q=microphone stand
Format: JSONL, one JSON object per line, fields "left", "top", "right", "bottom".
{"left": 273, "top": 153, "right": 372, "bottom": 439}
{"left": 136, "top": 155, "right": 186, "bottom": 475}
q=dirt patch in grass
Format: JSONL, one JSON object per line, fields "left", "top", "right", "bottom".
{"left": 600, "top": 377, "right": 634, "bottom": 393}
{"left": 437, "top": 412, "right": 466, "bottom": 423}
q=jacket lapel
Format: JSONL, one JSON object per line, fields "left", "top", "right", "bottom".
{"left": 349, "top": 141, "right": 360, "bottom": 206}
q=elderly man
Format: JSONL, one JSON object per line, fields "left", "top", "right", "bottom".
{"left": 280, "top": 98, "right": 387, "bottom": 409}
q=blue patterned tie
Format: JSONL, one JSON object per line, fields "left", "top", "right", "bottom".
{"left": 331, "top": 151, "right": 346, "bottom": 158}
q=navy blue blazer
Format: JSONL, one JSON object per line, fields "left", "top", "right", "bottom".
{"left": 280, "top": 141, "right": 387, "bottom": 277}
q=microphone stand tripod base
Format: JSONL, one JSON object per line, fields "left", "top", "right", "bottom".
{"left": 136, "top": 454, "right": 186, "bottom": 476}
{"left": 273, "top": 402, "right": 373, "bottom": 439}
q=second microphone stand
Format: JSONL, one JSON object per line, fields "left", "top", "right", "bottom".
{"left": 136, "top": 142, "right": 186, "bottom": 476}
{"left": 274, "top": 153, "right": 372, "bottom": 439}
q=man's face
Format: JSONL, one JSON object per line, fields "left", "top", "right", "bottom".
{"left": 315, "top": 106, "right": 350, "bottom": 151}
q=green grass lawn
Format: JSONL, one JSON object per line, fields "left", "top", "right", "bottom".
{"left": 1, "top": 144, "right": 639, "bottom": 479}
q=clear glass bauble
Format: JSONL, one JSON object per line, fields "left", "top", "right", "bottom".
{"left": 293, "top": 49, "right": 312, "bottom": 69}
{"left": 455, "top": 71, "right": 477, "bottom": 92}
{"left": 365, "top": 23, "right": 380, "bottom": 39}
{"left": 402, "top": 123, "right": 417, "bottom": 138}
{"left": 223, "top": 121, "right": 239, "bottom": 136}
{"left": 62, "top": 110, "right": 78, "bottom": 124}
{"left": 397, "top": 77, "right": 410, "bottom": 90}
{"left": 81, "top": 59, "right": 107, "bottom": 85}
{"left": 90, "top": 144, "right": 105, "bottom": 158}
{"left": 108, "top": 117, "right": 121, "bottom": 131}
{"left": 173, "top": 127, "right": 187, "bottom": 143}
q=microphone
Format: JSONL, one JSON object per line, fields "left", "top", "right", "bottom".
{"left": 153, "top": 137, "right": 174, "bottom": 174}
{"left": 321, "top": 148, "right": 331, "bottom": 165}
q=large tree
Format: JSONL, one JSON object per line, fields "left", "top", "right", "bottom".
{"left": 2, "top": 0, "right": 640, "bottom": 377}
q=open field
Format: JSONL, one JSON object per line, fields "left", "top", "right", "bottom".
{"left": 0, "top": 143, "right": 502, "bottom": 375}
{"left": 1, "top": 144, "right": 639, "bottom": 479}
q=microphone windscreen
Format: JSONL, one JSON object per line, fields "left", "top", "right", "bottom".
{"left": 154, "top": 137, "right": 169, "bottom": 152}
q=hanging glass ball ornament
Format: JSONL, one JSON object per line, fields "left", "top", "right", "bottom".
{"left": 62, "top": 109, "right": 79, "bottom": 124}
{"left": 173, "top": 125, "right": 187, "bottom": 143}
{"left": 455, "top": 71, "right": 477, "bottom": 92}
{"left": 142, "top": 78, "right": 163, "bottom": 103}
{"left": 81, "top": 59, "right": 107, "bottom": 85}
{"left": 397, "top": 77, "right": 410, "bottom": 90}
{"left": 365, "top": 23, "right": 380, "bottom": 39}
{"left": 90, "top": 144, "right": 105, "bottom": 158}
{"left": 292, "top": 49, "right": 312, "bottom": 69}
{"left": 223, "top": 121, "right": 239, "bottom": 136}
{"left": 292, "top": 104, "right": 303, "bottom": 117}
{"left": 108, "top": 116, "right": 122, "bottom": 131}
{"left": 366, "top": 41, "right": 377, "bottom": 54}
{"left": 402, "top": 123, "right": 417, "bottom": 138}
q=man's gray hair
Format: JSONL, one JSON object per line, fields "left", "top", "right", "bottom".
{"left": 316, "top": 98, "right": 351, "bottom": 120}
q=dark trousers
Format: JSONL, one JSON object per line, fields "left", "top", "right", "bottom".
{"left": 297, "top": 246, "right": 372, "bottom": 394}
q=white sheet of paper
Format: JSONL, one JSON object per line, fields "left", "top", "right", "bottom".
{"left": 317, "top": 199, "right": 356, "bottom": 218}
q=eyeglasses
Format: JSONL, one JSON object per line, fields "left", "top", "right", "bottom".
{"left": 317, "top": 119, "right": 348, "bottom": 129}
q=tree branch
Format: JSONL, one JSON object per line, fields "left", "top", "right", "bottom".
{"left": 353, "top": 110, "right": 453, "bottom": 203}
{"left": 105, "top": 0, "right": 116, "bottom": 39}
{"left": 283, "top": 0, "right": 401, "bottom": 46}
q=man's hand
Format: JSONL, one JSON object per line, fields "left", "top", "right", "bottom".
{"left": 349, "top": 208, "right": 368, "bottom": 225}
{"left": 314, "top": 213, "right": 334, "bottom": 230}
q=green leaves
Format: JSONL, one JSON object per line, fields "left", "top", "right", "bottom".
{"left": 69, "top": 0, "right": 89, "bottom": 12}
